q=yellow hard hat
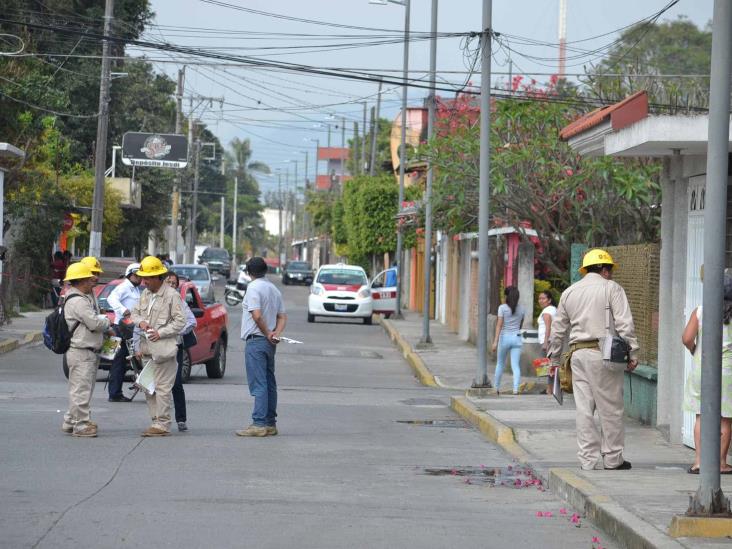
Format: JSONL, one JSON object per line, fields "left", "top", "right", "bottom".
{"left": 579, "top": 248, "right": 615, "bottom": 275}
{"left": 64, "top": 262, "right": 95, "bottom": 282}
{"left": 80, "top": 256, "right": 104, "bottom": 274}
{"left": 136, "top": 255, "right": 168, "bottom": 277}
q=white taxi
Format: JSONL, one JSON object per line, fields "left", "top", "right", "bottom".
{"left": 308, "top": 264, "right": 373, "bottom": 324}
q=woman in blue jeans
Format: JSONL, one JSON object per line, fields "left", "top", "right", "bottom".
{"left": 491, "top": 286, "right": 525, "bottom": 395}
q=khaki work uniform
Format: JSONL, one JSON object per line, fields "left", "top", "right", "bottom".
{"left": 548, "top": 272, "right": 639, "bottom": 470}
{"left": 131, "top": 285, "right": 186, "bottom": 432}
{"left": 63, "top": 288, "right": 110, "bottom": 433}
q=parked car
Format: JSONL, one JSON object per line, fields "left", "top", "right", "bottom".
{"left": 198, "top": 247, "right": 231, "bottom": 279}
{"left": 169, "top": 264, "right": 215, "bottom": 303}
{"left": 282, "top": 261, "right": 314, "bottom": 285}
{"left": 307, "top": 263, "right": 373, "bottom": 324}
{"left": 62, "top": 279, "right": 229, "bottom": 382}
{"left": 369, "top": 267, "right": 397, "bottom": 318}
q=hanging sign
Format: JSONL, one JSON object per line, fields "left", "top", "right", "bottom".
{"left": 121, "top": 133, "right": 188, "bottom": 169}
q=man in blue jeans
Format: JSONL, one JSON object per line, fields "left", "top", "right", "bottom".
{"left": 237, "top": 257, "right": 287, "bottom": 437}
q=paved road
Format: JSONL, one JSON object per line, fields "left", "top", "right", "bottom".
{"left": 0, "top": 277, "right": 615, "bottom": 549}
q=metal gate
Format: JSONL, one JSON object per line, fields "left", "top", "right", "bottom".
{"left": 683, "top": 175, "right": 706, "bottom": 448}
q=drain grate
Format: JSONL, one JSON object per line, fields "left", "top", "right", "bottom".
{"left": 423, "top": 465, "right": 545, "bottom": 489}
{"left": 396, "top": 419, "right": 468, "bottom": 428}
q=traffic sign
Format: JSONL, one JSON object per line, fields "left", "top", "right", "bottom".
{"left": 121, "top": 133, "right": 188, "bottom": 169}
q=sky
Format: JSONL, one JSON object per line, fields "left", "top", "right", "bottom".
{"left": 141, "top": 0, "right": 714, "bottom": 193}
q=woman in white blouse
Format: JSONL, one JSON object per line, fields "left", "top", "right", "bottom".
{"left": 537, "top": 290, "right": 557, "bottom": 395}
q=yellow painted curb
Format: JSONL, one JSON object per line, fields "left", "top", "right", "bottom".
{"left": 669, "top": 515, "right": 732, "bottom": 538}
{"left": 450, "top": 396, "right": 531, "bottom": 462}
{"left": 378, "top": 316, "right": 438, "bottom": 387}
{"left": 0, "top": 338, "right": 19, "bottom": 354}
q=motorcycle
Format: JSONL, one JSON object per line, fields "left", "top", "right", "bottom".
{"left": 224, "top": 281, "right": 246, "bottom": 306}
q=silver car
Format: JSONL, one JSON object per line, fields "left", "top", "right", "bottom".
{"left": 170, "top": 264, "right": 215, "bottom": 302}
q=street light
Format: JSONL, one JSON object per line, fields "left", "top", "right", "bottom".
{"left": 369, "top": 0, "right": 409, "bottom": 319}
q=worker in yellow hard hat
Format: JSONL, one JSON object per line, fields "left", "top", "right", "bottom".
{"left": 80, "top": 256, "right": 103, "bottom": 286}
{"left": 130, "top": 256, "right": 186, "bottom": 437}
{"left": 547, "top": 248, "right": 639, "bottom": 471}
{"left": 62, "top": 262, "right": 111, "bottom": 438}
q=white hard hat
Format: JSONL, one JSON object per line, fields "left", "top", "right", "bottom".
{"left": 125, "top": 262, "right": 141, "bottom": 277}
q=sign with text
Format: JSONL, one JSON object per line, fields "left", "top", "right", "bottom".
{"left": 121, "top": 133, "right": 188, "bottom": 169}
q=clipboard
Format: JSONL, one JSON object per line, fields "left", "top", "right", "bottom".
{"left": 552, "top": 367, "right": 563, "bottom": 405}
{"left": 134, "top": 360, "right": 156, "bottom": 395}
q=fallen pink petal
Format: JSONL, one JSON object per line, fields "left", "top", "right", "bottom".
{"left": 592, "top": 537, "right": 600, "bottom": 543}
{"left": 559, "top": 508, "right": 568, "bottom": 515}
{"left": 536, "top": 511, "right": 543, "bottom": 517}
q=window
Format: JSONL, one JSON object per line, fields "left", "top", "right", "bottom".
{"left": 186, "top": 289, "right": 196, "bottom": 306}
{"left": 317, "top": 269, "right": 367, "bottom": 286}
{"left": 173, "top": 267, "right": 209, "bottom": 281}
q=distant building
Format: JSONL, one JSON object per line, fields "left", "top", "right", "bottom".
{"left": 262, "top": 207, "right": 290, "bottom": 237}
{"left": 316, "top": 146, "right": 351, "bottom": 191}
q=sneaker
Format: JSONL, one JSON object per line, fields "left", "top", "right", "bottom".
{"left": 177, "top": 421, "right": 188, "bottom": 432}
{"left": 108, "top": 395, "right": 132, "bottom": 402}
{"left": 235, "top": 425, "right": 268, "bottom": 437}
{"left": 72, "top": 425, "right": 98, "bottom": 438}
{"left": 265, "top": 425, "right": 278, "bottom": 436}
{"left": 142, "top": 426, "right": 170, "bottom": 437}
{"left": 605, "top": 460, "right": 632, "bottom": 470}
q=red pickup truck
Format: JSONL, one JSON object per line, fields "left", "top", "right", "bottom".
{"left": 62, "top": 279, "right": 229, "bottom": 383}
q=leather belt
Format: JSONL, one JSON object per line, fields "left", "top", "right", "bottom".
{"left": 245, "top": 334, "right": 266, "bottom": 341}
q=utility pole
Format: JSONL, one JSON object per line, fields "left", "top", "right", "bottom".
{"left": 219, "top": 196, "right": 225, "bottom": 248}
{"left": 418, "top": 0, "right": 438, "bottom": 347}
{"left": 341, "top": 116, "right": 346, "bottom": 183}
{"left": 474, "top": 0, "right": 493, "bottom": 388}
{"left": 170, "top": 67, "right": 185, "bottom": 263}
{"left": 302, "top": 150, "right": 310, "bottom": 261}
{"left": 89, "top": 0, "right": 114, "bottom": 258}
{"left": 189, "top": 139, "right": 201, "bottom": 263}
{"left": 394, "top": 0, "right": 411, "bottom": 319}
{"left": 277, "top": 171, "right": 283, "bottom": 268}
{"left": 353, "top": 122, "right": 360, "bottom": 176}
{"left": 232, "top": 176, "right": 238, "bottom": 266}
{"left": 370, "top": 79, "right": 383, "bottom": 176}
{"left": 687, "top": 0, "right": 732, "bottom": 516}
{"left": 558, "top": 0, "right": 567, "bottom": 79}
{"left": 361, "top": 102, "right": 368, "bottom": 175}
{"left": 368, "top": 106, "right": 376, "bottom": 175}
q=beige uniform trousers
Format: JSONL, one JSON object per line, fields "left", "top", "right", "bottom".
{"left": 143, "top": 356, "right": 177, "bottom": 432}
{"left": 63, "top": 348, "right": 99, "bottom": 432}
{"left": 571, "top": 348, "right": 626, "bottom": 470}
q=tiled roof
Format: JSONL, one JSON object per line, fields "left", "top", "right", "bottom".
{"left": 559, "top": 90, "right": 648, "bottom": 140}
{"left": 317, "top": 147, "right": 349, "bottom": 161}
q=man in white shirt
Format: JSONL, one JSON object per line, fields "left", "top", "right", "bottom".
{"left": 106, "top": 262, "right": 142, "bottom": 402}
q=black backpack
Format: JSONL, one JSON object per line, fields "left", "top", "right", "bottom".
{"left": 43, "top": 294, "right": 83, "bottom": 354}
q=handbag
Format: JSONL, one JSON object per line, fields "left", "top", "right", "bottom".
{"left": 182, "top": 330, "right": 198, "bottom": 349}
{"left": 602, "top": 285, "right": 631, "bottom": 363}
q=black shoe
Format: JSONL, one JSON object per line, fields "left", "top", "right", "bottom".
{"left": 606, "top": 460, "right": 632, "bottom": 470}
{"left": 108, "top": 395, "right": 132, "bottom": 402}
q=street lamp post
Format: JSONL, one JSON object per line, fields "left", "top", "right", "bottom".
{"left": 369, "top": 0, "right": 409, "bottom": 319}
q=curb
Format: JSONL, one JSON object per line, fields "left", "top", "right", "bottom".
{"left": 669, "top": 515, "right": 732, "bottom": 538}
{"left": 0, "top": 331, "right": 43, "bottom": 355}
{"left": 450, "top": 396, "right": 531, "bottom": 462}
{"left": 376, "top": 316, "right": 438, "bottom": 387}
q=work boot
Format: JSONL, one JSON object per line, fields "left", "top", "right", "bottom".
{"left": 265, "top": 425, "right": 278, "bottom": 436}
{"left": 142, "top": 426, "right": 170, "bottom": 437}
{"left": 108, "top": 395, "right": 132, "bottom": 402}
{"left": 177, "top": 421, "right": 188, "bottom": 432}
{"left": 235, "top": 425, "right": 268, "bottom": 437}
{"left": 605, "top": 460, "right": 632, "bottom": 470}
{"left": 72, "top": 424, "right": 98, "bottom": 438}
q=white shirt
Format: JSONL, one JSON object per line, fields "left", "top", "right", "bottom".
{"left": 107, "top": 278, "right": 142, "bottom": 324}
{"left": 240, "top": 277, "right": 285, "bottom": 340}
{"left": 537, "top": 305, "right": 557, "bottom": 345}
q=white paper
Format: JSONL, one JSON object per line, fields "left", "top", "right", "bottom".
{"left": 134, "top": 360, "right": 156, "bottom": 395}
{"left": 279, "top": 336, "right": 303, "bottom": 345}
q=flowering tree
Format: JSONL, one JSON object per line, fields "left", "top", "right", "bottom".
{"left": 423, "top": 82, "right": 660, "bottom": 279}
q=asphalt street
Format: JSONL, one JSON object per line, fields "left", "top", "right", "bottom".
{"left": 0, "top": 277, "right": 616, "bottom": 549}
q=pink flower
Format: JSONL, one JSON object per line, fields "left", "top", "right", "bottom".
{"left": 570, "top": 513, "right": 581, "bottom": 524}
{"left": 565, "top": 168, "right": 574, "bottom": 177}
{"left": 451, "top": 469, "right": 458, "bottom": 476}
{"left": 544, "top": 511, "right": 553, "bottom": 518}
{"left": 592, "top": 537, "right": 601, "bottom": 543}
{"left": 514, "top": 479, "right": 522, "bottom": 487}
{"left": 559, "top": 508, "right": 568, "bottom": 515}
{"left": 536, "top": 511, "right": 544, "bottom": 517}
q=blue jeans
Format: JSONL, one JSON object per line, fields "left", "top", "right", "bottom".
{"left": 244, "top": 336, "right": 277, "bottom": 427}
{"left": 494, "top": 332, "right": 523, "bottom": 392}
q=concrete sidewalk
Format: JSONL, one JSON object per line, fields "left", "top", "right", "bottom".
{"left": 0, "top": 311, "right": 47, "bottom": 354}
{"left": 378, "top": 311, "right": 732, "bottom": 548}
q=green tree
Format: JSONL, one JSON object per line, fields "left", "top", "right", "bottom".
{"left": 585, "top": 16, "right": 712, "bottom": 111}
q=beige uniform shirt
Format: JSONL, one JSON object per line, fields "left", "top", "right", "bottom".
{"left": 131, "top": 284, "right": 186, "bottom": 342}
{"left": 548, "top": 272, "right": 639, "bottom": 363}
{"left": 64, "top": 287, "right": 110, "bottom": 351}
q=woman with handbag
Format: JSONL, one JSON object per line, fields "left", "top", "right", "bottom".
{"left": 682, "top": 271, "right": 732, "bottom": 474}
{"left": 166, "top": 271, "right": 197, "bottom": 432}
